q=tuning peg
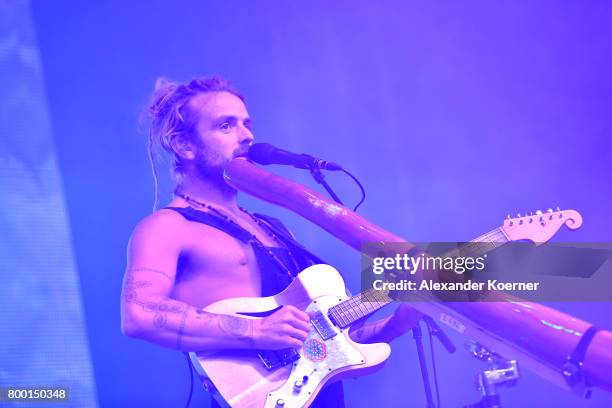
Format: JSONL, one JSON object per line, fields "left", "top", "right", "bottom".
{"left": 529, "top": 211, "right": 534, "bottom": 216}
{"left": 506, "top": 214, "right": 511, "bottom": 219}
{"left": 535, "top": 210, "right": 542, "bottom": 215}
{"left": 517, "top": 213, "right": 521, "bottom": 218}
{"left": 556, "top": 206, "right": 561, "bottom": 211}
{"left": 547, "top": 208, "right": 553, "bottom": 213}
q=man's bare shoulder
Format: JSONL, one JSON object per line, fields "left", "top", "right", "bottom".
{"left": 129, "top": 208, "right": 189, "bottom": 251}
{"left": 134, "top": 207, "right": 188, "bottom": 232}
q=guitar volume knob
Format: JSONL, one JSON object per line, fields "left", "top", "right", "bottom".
{"left": 276, "top": 398, "right": 286, "bottom": 407}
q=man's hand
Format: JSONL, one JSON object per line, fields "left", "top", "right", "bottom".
{"left": 349, "top": 304, "right": 424, "bottom": 344}
{"left": 387, "top": 304, "right": 423, "bottom": 337}
{"left": 252, "top": 305, "right": 311, "bottom": 349}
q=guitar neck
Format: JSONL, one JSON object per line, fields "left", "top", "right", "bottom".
{"left": 328, "top": 227, "right": 510, "bottom": 329}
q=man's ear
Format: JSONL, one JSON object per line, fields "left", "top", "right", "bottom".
{"left": 170, "top": 135, "right": 196, "bottom": 160}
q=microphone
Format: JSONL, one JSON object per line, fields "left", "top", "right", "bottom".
{"left": 423, "top": 315, "right": 456, "bottom": 354}
{"left": 247, "top": 143, "right": 343, "bottom": 171}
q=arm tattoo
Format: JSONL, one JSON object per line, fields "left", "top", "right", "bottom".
{"left": 122, "top": 276, "right": 186, "bottom": 330}
{"left": 351, "top": 321, "right": 383, "bottom": 342}
{"left": 122, "top": 275, "right": 144, "bottom": 304}
{"left": 127, "top": 267, "right": 173, "bottom": 282}
{"left": 351, "top": 326, "right": 367, "bottom": 342}
{"left": 122, "top": 276, "right": 154, "bottom": 306}
{"left": 195, "top": 309, "right": 215, "bottom": 322}
{"left": 176, "top": 306, "right": 190, "bottom": 349}
{"left": 153, "top": 312, "right": 167, "bottom": 329}
{"left": 196, "top": 310, "right": 253, "bottom": 346}
{"left": 218, "top": 315, "right": 253, "bottom": 341}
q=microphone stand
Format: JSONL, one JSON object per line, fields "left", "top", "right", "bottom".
{"left": 305, "top": 154, "right": 458, "bottom": 406}
{"left": 309, "top": 166, "right": 344, "bottom": 205}
{"left": 308, "top": 159, "right": 458, "bottom": 406}
{"left": 413, "top": 322, "right": 437, "bottom": 408}
{"left": 412, "top": 317, "right": 457, "bottom": 408}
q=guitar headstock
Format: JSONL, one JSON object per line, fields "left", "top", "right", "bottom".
{"left": 501, "top": 208, "right": 582, "bottom": 244}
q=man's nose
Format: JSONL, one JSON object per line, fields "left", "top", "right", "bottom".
{"left": 239, "top": 126, "right": 254, "bottom": 144}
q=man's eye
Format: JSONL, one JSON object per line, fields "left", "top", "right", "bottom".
{"left": 220, "top": 122, "right": 231, "bottom": 131}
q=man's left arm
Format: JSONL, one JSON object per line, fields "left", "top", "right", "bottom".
{"left": 349, "top": 304, "right": 422, "bottom": 344}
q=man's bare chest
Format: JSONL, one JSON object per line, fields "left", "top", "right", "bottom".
{"left": 170, "top": 220, "right": 280, "bottom": 306}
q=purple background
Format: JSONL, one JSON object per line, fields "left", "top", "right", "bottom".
{"left": 29, "top": 1, "right": 612, "bottom": 406}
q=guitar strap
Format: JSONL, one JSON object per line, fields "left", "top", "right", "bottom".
{"left": 166, "top": 206, "right": 254, "bottom": 243}
{"left": 252, "top": 212, "right": 327, "bottom": 266}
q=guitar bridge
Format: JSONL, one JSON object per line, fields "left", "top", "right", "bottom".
{"left": 257, "top": 348, "right": 301, "bottom": 371}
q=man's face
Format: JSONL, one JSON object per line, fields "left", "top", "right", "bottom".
{"left": 187, "top": 91, "right": 254, "bottom": 180}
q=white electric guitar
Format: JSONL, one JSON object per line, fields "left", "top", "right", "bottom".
{"left": 189, "top": 209, "right": 582, "bottom": 407}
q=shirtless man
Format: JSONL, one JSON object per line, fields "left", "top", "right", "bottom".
{"left": 121, "top": 76, "right": 421, "bottom": 407}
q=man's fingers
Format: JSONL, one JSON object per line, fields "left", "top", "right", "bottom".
{"left": 284, "top": 337, "right": 304, "bottom": 349}
{"left": 284, "top": 305, "right": 310, "bottom": 322}
{"left": 283, "top": 324, "right": 309, "bottom": 342}
{"left": 287, "top": 317, "right": 310, "bottom": 332}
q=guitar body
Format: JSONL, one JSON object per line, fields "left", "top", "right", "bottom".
{"left": 189, "top": 264, "right": 391, "bottom": 408}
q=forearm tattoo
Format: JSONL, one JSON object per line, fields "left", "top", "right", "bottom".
{"left": 218, "top": 315, "right": 250, "bottom": 337}
{"left": 176, "top": 306, "right": 190, "bottom": 350}
{"left": 122, "top": 274, "right": 186, "bottom": 330}
{"left": 218, "top": 315, "right": 253, "bottom": 345}
{"left": 196, "top": 310, "right": 253, "bottom": 346}
{"left": 351, "top": 321, "right": 384, "bottom": 342}
{"left": 195, "top": 309, "right": 214, "bottom": 321}
{"left": 122, "top": 268, "right": 253, "bottom": 348}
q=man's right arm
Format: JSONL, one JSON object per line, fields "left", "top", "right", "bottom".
{"left": 121, "top": 211, "right": 310, "bottom": 352}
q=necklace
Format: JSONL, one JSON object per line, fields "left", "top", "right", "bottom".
{"left": 175, "top": 193, "right": 299, "bottom": 280}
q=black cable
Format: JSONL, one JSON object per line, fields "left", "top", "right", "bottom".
{"left": 341, "top": 168, "right": 366, "bottom": 211}
{"left": 427, "top": 323, "right": 441, "bottom": 408}
{"left": 184, "top": 352, "right": 194, "bottom": 408}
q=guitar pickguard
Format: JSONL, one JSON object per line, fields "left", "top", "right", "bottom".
{"left": 264, "top": 295, "right": 365, "bottom": 408}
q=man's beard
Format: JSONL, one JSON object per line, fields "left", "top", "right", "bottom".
{"left": 193, "top": 147, "right": 235, "bottom": 192}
